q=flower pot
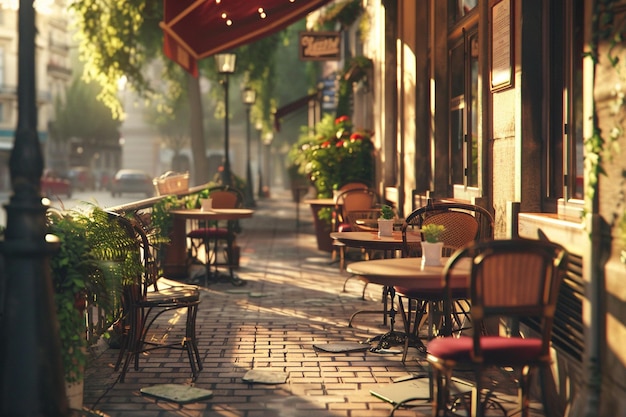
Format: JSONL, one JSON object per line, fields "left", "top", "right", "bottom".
{"left": 200, "top": 198, "right": 213, "bottom": 211}
{"left": 421, "top": 241, "right": 444, "bottom": 266}
{"left": 309, "top": 203, "right": 334, "bottom": 252}
{"left": 66, "top": 379, "right": 84, "bottom": 411}
{"left": 378, "top": 218, "right": 394, "bottom": 237}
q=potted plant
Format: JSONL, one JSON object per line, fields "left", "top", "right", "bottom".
{"left": 47, "top": 206, "right": 144, "bottom": 409}
{"left": 289, "top": 114, "right": 374, "bottom": 199}
{"left": 421, "top": 223, "right": 446, "bottom": 266}
{"left": 378, "top": 205, "right": 395, "bottom": 237}
{"left": 289, "top": 114, "right": 375, "bottom": 252}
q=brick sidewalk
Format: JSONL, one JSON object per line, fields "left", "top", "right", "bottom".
{"left": 82, "top": 189, "right": 545, "bottom": 417}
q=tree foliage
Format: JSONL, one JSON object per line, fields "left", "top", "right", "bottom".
{"left": 51, "top": 77, "right": 121, "bottom": 144}
{"left": 69, "top": 0, "right": 163, "bottom": 118}
{"left": 69, "top": 0, "right": 299, "bottom": 183}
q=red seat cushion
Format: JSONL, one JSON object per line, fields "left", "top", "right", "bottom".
{"left": 187, "top": 228, "right": 230, "bottom": 239}
{"left": 337, "top": 223, "right": 352, "bottom": 232}
{"left": 427, "top": 335, "right": 543, "bottom": 364}
{"left": 395, "top": 286, "right": 468, "bottom": 301}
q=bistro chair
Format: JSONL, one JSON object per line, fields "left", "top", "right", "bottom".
{"left": 427, "top": 238, "right": 568, "bottom": 417}
{"left": 186, "top": 186, "right": 244, "bottom": 281}
{"left": 395, "top": 202, "right": 494, "bottom": 362}
{"left": 110, "top": 212, "right": 202, "bottom": 382}
{"left": 332, "top": 187, "right": 382, "bottom": 272}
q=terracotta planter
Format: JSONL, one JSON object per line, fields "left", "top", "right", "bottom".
{"left": 309, "top": 204, "right": 334, "bottom": 252}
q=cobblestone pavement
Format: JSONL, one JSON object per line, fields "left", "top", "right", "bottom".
{"left": 81, "top": 189, "right": 546, "bottom": 417}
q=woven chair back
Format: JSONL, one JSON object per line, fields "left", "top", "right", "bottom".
{"left": 402, "top": 202, "right": 494, "bottom": 257}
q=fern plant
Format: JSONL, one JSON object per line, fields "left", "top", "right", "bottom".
{"left": 47, "top": 205, "right": 144, "bottom": 383}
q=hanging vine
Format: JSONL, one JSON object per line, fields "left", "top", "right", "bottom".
{"left": 588, "top": 0, "right": 626, "bottom": 256}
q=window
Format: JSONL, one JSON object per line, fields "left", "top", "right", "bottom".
{"left": 449, "top": 29, "right": 479, "bottom": 188}
{"left": 448, "top": 0, "right": 478, "bottom": 25}
{"left": 546, "top": 0, "right": 584, "bottom": 206}
{"left": 565, "top": 1, "right": 584, "bottom": 201}
{"left": 0, "top": 47, "right": 5, "bottom": 87}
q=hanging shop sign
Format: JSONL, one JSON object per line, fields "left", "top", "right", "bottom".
{"left": 299, "top": 31, "right": 341, "bottom": 61}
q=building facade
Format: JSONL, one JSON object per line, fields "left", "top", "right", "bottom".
{"left": 0, "top": 1, "right": 75, "bottom": 190}
{"left": 352, "top": 0, "right": 626, "bottom": 415}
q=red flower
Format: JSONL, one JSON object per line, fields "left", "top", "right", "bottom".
{"left": 335, "top": 115, "right": 350, "bottom": 125}
{"left": 321, "top": 141, "right": 331, "bottom": 148}
{"left": 350, "top": 133, "right": 363, "bottom": 141}
{"left": 336, "top": 140, "right": 344, "bottom": 147}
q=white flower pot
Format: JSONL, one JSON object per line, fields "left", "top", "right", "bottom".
{"left": 200, "top": 198, "right": 213, "bottom": 211}
{"left": 421, "top": 241, "right": 444, "bottom": 266}
{"left": 66, "top": 379, "right": 84, "bottom": 410}
{"left": 378, "top": 218, "right": 394, "bottom": 237}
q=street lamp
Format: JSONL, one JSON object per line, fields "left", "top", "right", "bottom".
{"left": 1, "top": 2, "right": 68, "bottom": 414}
{"left": 263, "top": 131, "right": 274, "bottom": 197}
{"left": 255, "top": 121, "right": 264, "bottom": 199}
{"left": 242, "top": 86, "right": 256, "bottom": 207}
{"left": 215, "top": 53, "right": 236, "bottom": 186}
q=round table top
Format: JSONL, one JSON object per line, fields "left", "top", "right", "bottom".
{"left": 304, "top": 198, "right": 338, "bottom": 206}
{"left": 330, "top": 231, "right": 421, "bottom": 251}
{"left": 354, "top": 218, "right": 404, "bottom": 229}
{"left": 170, "top": 208, "right": 254, "bottom": 220}
{"left": 345, "top": 257, "right": 470, "bottom": 288}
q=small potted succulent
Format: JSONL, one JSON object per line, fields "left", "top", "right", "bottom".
{"left": 377, "top": 205, "right": 395, "bottom": 237}
{"left": 421, "top": 223, "right": 446, "bottom": 266}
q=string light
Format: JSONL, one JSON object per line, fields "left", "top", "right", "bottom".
{"left": 221, "top": 12, "right": 232, "bottom": 26}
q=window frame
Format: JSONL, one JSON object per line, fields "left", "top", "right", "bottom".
{"left": 448, "top": 24, "right": 479, "bottom": 193}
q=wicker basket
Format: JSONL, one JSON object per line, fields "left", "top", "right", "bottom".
{"left": 153, "top": 172, "right": 189, "bottom": 195}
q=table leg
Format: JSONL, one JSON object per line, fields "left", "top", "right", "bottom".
{"left": 200, "top": 220, "right": 246, "bottom": 287}
{"left": 369, "top": 287, "right": 406, "bottom": 352}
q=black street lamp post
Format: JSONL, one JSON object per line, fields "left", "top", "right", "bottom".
{"left": 215, "top": 53, "right": 236, "bottom": 187}
{"left": 0, "top": 0, "right": 69, "bottom": 414}
{"left": 242, "top": 87, "right": 256, "bottom": 207}
{"left": 256, "top": 121, "right": 264, "bottom": 199}
{"left": 263, "top": 131, "right": 274, "bottom": 197}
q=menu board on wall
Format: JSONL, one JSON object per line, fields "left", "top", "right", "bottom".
{"left": 491, "top": 0, "right": 513, "bottom": 91}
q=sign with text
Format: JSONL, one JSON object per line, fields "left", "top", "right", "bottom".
{"left": 299, "top": 31, "right": 341, "bottom": 61}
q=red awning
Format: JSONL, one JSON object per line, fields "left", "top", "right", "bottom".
{"left": 160, "top": 0, "right": 334, "bottom": 76}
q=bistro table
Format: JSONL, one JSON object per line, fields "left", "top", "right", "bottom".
{"left": 331, "top": 230, "right": 421, "bottom": 258}
{"left": 346, "top": 257, "right": 470, "bottom": 352}
{"left": 169, "top": 208, "right": 254, "bottom": 285}
{"left": 331, "top": 230, "right": 422, "bottom": 326}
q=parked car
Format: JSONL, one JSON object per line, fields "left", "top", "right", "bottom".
{"left": 41, "top": 170, "right": 72, "bottom": 198}
{"left": 67, "top": 166, "right": 95, "bottom": 191}
{"left": 110, "top": 169, "right": 154, "bottom": 197}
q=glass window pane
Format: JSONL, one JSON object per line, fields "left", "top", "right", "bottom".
{"left": 449, "top": 0, "right": 478, "bottom": 25}
{"left": 450, "top": 44, "right": 464, "bottom": 97}
{"left": 468, "top": 34, "right": 479, "bottom": 187}
{"left": 571, "top": 2, "right": 584, "bottom": 200}
{"left": 450, "top": 106, "right": 464, "bottom": 185}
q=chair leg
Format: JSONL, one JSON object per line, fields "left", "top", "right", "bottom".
{"left": 342, "top": 275, "right": 352, "bottom": 293}
{"left": 432, "top": 367, "right": 452, "bottom": 417}
{"left": 471, "top": 368, "right": 484, "bottom": 417}
{"left": 184, "top": 302, "right": 203, "bottom": 380}
{"left": 519, "top": 365, "right": 533, "bottom": 417}
{"left": 339, "top": 246, "right": 345, "bottom": 271}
